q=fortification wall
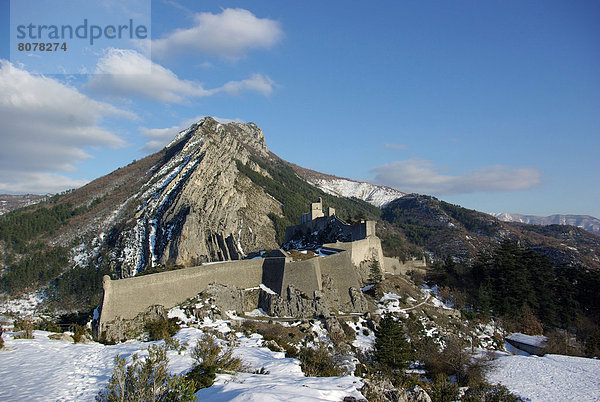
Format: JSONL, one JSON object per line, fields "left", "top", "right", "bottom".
{"left": 383, "top": 256, "right": 427, "bottom": 275}
{"left": 280, "top": 258, "right": 322, "bottom": 296}
{"left": 325, "top": 236, "right": 385, "bottom": 284}
{"left": 350, "top": 221, "right": 375, "bottom": 241}
{"left": 99, "top": 259, "right": 264, "bottom": 331}
{"left": 99, "top": 229, "right": 391, "bottom": 338}
{"left": 261, "top": 257, "right": 287, "bottom": 294}
{"left": 318, "top": 250, "right": 361, "bottom": 307}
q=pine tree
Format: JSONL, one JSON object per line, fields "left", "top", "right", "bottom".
{"left": 372, "top": 316, "right": 412, "bottom": 371}
{"left": 369, "top": 259, "right": 382, "bottom": 283}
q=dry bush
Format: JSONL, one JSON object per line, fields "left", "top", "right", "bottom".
{"left": 437, "top": 286, "right": 467, "bottom": 310}
{"left": 14, "top": 317, "right": 34, "bottom": 339}
{"left": 191, "top": 334, "right": 242, "bottom": 373}
{"left": 35, "top": 318, "right": 62, "bottom": 333}
{"left": 427, "top": 374, "right": 460, "bottom": 402}
{"left": 339, "top": 319, "right": 356, "bottom": 340}
{"left": 241, "top": 319, "right": 304, "bottom": 356}
{"left": 544, "top": 329, "right": 584, "bottom": 357}
{"left": 186, "top": 334, "right": 244, "bottom": 392}
{"left": 407, "top": 270, "right": 425, "bottom": 287}
{"left": 97, "top": 344, "right": 195, "bottom": 401}
{"left": 298, "top": 343, "right": 347, "bottom": 377}
{"left": 462, "top": 383, "right": 523, "bottom": 402}
{"left": 144, "top": 317, "right": 180, "bottom": 341}
{"left": 423, "top": 336, "right": 493, "bottom": 387}
{"left": 500, "top": 305, "right": 544, "bottom": 336}
{"left": 242, "top": 320, "right": 303, "bottom": 339}
{"left": 165, "top": 336, "right": 188, "bottom": 354}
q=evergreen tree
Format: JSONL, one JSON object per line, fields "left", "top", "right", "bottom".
{"left": 369, "top": 259, "right": 382, "bottom": 283}
{"left": 372, "top": 316, "right": 412, "bottom": 371}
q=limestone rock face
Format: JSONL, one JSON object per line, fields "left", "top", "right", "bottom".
{"left": 102, "top": 304, "right": 167, "bottom": 343}
{"left": 114, "top": 117, "right": 281, "bottom": 276}
{"left": 348, "top": 287, "right": 369, "bottom": 313}
{"left": 258, "top": 285, "right": 331, "bottom": 318}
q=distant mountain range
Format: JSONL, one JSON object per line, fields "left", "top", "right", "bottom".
{"left": 491, "top": 213, "right": 600, "bottom": 237}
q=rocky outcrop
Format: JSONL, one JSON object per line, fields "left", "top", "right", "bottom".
{"left": 348, "top": 287, "right": 369, "bottom": 313}
{"left": 321, "top": 275, "right": 369, "bottom": 313}
{"left": 114, "top": 117, "right": 282, "bottom": 276}
{"left": 258, "top": 285, "right": 330, "bottom": 318}
{"left": 202, "top": 283, "right": 259, "bottom": 314}
{"left": 101, "top": 304, "right": 167, "bottom": 343}
{"left": 360, "top": 380, "right": 432, "bottom": 402}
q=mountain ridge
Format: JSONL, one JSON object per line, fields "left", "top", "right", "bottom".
{"left": 491, "top": 212, "right": 600, "bottom": 236}
{"left": 1, "top": 117, "right": 599, "bottom": 314}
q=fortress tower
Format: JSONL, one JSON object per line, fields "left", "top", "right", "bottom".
{"left": 300, "top": 197, "right": 326, "bottom": 223}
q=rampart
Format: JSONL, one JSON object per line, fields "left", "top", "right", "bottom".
{"left": 383, "top": 256, "right": 427, "bottom": 275}
{"left": 97, "top": 199, "right": 425, "bottom": 339}
{"left": 98, "top": 259, "right": 265, "bottom": 334}
{"left": 97, "top": 245, "right": 369, "bottom": 337}
{"left": 324, "top": 236, "right": 385, "bottom": 283}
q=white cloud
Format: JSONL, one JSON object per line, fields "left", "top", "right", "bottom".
{"left": 220, "top": 74, "right": 275, "bottom": 96}
{"left": 0, "top": 172, "right": 88, "bottom": 194}
{"left": 370, "top": 158, "right": 541, "bottom": 195}
{"left": 153, "top": 8, "right": 283, "bottom": 60}
{"left": 88, "top": 49, "right": 275, "bottom": 103}
{"left": 89, "top": 49, "right": 210, "bottom": 103}
{"left": 0, "top": 60, "right": 133, "bottom": 193}
{"left": 385, "top": 143, "right": 408, "bottom": 150}
{"left": 140, "top": 116, "right": 245, "bottom": 153}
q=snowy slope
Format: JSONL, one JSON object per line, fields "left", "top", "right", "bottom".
{"left": 486, "top": 353, "right": 600, "bottom": 401}
{"left": 491, "top": 213, "right": 600, "bottom": 236}
{"left": 308, "top": 178, "right": 405, "bottom": 208}
{"left": 0, "top": 326, "right": 364, "bottom": 401}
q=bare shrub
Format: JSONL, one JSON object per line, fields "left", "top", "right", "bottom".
{"left": 544, "top": 329, "right": 584, "bottom": 357}
{"left": 428, "top": 374, "right": 460, "bottom": 402}
{"left": 500, "top": 305, "right": 543, "bottom": 336}
{"left": 423, "top": 336, "right": 493, "bottom": 387}
{"left": 72, "top": 324, "right": 87, "bottom": 343}
{"left": 298, "top": 343, "right": 347, "bottom": 377}
{"left": 191, "top": 334, "right": 242, "bottom": 373}
{"left": 462, "top": 382, "right": 524, "bottom": 401}
{"left": 14, "top": 317, "right": 34, "bottom": 339}
{"left": 144, "top": 317, "right": 180, "bottom": 341}
{"left": 186, "top": 334, "right": 243, "bottom": 391}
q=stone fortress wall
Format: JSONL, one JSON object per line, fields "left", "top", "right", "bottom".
{"left": 97, "top": 198, "right": 426, "bottom": 337}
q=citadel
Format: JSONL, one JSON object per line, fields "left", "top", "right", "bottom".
{"left": 96, "top": 198, "right": 426, "bottom": 341}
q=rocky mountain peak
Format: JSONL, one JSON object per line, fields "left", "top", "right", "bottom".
{"left": 182, "top": 117, "right": 269, "bottom": 157}
{"left": 165, "top": 117, "right": 269, "bottom": 159}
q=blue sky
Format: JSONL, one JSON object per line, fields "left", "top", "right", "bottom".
{"left": 1, "top": 0, "right": 599, "bottom": 217}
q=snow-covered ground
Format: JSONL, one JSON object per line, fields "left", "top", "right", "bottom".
{"left": 0, "top": 323, "right": 364, "bottom": 401}
{"left": 487, "top": 353, "right": 600, "bottom": 401}
{"left": 197, "top": 333, "right": 364, "bottom": 401}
